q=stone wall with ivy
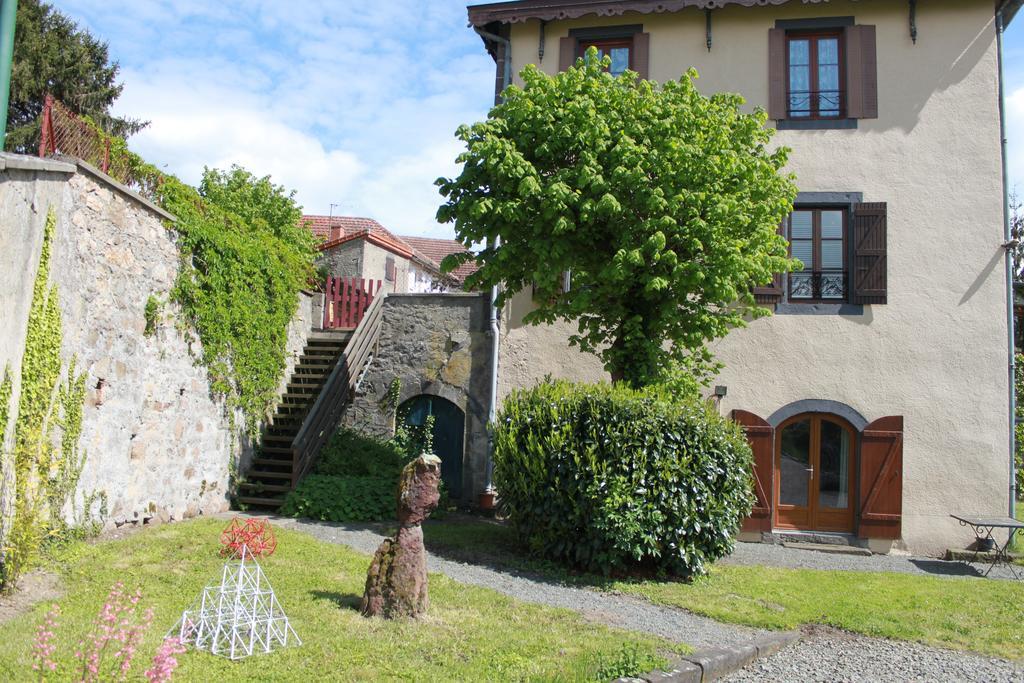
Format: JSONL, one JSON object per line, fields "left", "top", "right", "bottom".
{"left": 0, "top": 158, "right": 316, "bottom": 531}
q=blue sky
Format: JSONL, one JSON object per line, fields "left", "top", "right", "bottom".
{"left": 53, "top": 1, "right": 1024, "bottom": 239}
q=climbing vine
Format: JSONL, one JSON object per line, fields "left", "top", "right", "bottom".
{"left": 3, "top": 209, "right": 88, "bottom": 589}
{"left": 77, "top": 117, "right": 317, "bottom": 435}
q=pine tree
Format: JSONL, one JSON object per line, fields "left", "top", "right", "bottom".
{"left": 6, "top": 0, "right": 146, "bottom": 154}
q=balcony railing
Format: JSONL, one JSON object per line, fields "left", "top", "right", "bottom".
{"left": 787, "top": 89, "right": 844, "bottom": 119}
{"left": 789, "top": 270, "right": 846, "bottom": 301}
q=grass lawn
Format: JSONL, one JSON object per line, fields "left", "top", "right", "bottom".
{"left": 3, "top": 519, "right": 685, "bottom": 682}
{"left": 423, "top": 518, "right": 1024, "bottom": 660}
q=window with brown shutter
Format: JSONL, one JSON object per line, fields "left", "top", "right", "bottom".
{"left": 769, "top": 17, "right": 876, "bottom": 129}
{"left": 559, "top": 25, "right": 649, "bottom": 79}
{"left": 385, "top": 256, "right": 396, "bottom": 282}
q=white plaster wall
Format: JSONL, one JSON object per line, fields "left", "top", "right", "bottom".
{"left": 504, "top": 0, "right": 1011, "bottom": 554}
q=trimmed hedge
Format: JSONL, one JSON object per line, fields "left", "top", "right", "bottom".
{"left": 279, "top": 474, "right": 395, "bottom": 522}
{"left": 494, "top": 380, "right": 754, "bottom": 578}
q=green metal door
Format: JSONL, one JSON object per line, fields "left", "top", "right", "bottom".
{"left": 399, "top": 395, "right": 465, "bottom": 499}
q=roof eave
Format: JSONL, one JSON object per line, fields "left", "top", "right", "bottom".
{"left": 467, "top": 0, "right": 795, "bottom": 27}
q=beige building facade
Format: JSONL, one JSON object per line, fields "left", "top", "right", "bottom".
{"left": 469, "top": 0, "right": 1017, "bottom": 554}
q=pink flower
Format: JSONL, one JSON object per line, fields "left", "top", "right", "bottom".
{"left": 31, "top": 604, "right": 61, "bottom": 675}
{"left": 145, "top": 638, "right": 186, "bottom": 683}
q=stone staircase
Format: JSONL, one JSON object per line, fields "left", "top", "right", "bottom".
{"left": 236, "top": 331, "right": 351, "bottom": 508}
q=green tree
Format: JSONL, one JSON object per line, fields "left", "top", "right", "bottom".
{"left": 6, "top": 0, "right": 146, "bottom": 153}
{"left": 437, "top": 51, "right": 798, "bottom": 387}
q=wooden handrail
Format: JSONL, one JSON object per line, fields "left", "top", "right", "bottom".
{"left": 290, "top": 293, "right": 386, "bottom": 486}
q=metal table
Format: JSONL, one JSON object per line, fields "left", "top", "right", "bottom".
{"left": 950, "top": 514, "right": 1024, "bottom": 579}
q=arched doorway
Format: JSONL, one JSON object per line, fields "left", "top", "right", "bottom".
{"left": 775, "top": 413, "right": 856, "bottom": 532}
{"left": 398, "top": 395, "right": 465, "bottom": 500}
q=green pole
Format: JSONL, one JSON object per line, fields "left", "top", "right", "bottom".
{"left": 0, "top": 0, "right": 17, "bottom": 150}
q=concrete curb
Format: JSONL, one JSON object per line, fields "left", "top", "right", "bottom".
{"left": 621, "top": 631, "right": 801, "bottom": 683}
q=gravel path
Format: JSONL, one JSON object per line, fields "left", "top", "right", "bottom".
{"left": 725, "top": 627, "right": 1024, "bottom": 682}
{"left": 725, "top": 541, "right": 1022, "bottom": 580}
{"left": 267, "top": 516, "right": 766, "bottom": 650}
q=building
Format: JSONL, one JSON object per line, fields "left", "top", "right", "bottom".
{"left": 465, "top": 0, "right": 1019, "bottom": 554}
{"left": 303, "top": 214, "right": 473, "bottom": 294}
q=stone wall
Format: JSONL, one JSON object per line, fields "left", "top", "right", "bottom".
{"left": 317, "top": 239, "right": 362, "bottom": 279}
{"left": 346, "top": 293, "right": 493, "bottom": 503}
{"left": 0, "top": 156, "right": 314, "bottom": 528}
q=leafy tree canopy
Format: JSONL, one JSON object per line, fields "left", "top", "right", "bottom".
{"left": 437, "top": 50, "right": 799, "bottom": 387}
{"left": 6, "top": 0, "right": 146, "bottom": 153}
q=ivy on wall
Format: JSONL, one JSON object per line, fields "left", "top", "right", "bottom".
{"left": 2, "top": 209, "right": 87, "bottom": 589}
{"left": 81, "top": 117, "right": 316, "bottom": 435}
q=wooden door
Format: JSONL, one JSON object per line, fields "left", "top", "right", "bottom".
{"left": 775, "top": 413, "right": 856, "bottom": 532}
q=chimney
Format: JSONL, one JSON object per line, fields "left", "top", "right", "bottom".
{"left": 329, "top": 222, "right": 343, "bottom": 241}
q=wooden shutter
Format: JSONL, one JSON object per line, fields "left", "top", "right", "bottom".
{"left": 845, "top": 25, "right": 878, "bottom": 119}
{"left": 858, "top": 416, "right": 903, "bottom": 539}
{"left": 733, "top": 410, "right": 774, "bottom": 532}
{"left": 753, "top": 219, "right": 785, "bottom": 305}
{"left": 559, "top": 36, "right": 576, "bottom": 71}
{"left": 768, "top": 28, "right": 786, "bottom": 120}
{"left": 632, "top": 32, "right": 650, "bottom": 80}
{"left": 851, "top": 202, "right": 887, "bottom": 304}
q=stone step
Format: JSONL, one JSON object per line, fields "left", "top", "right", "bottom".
{"left": 252, "top": 457, "right": 292, "bottom": 468}
{"left": 236, "top": 495, "right": 286, "bottom": 508}
{"left": 781, "top": 541, "right": 873, "bottom": 557}
{"left": 307, "top": 331, "right": 352, "bottom": 343}
{"left": 239, "top": 481, "right": 292, "bottom": 493}
{"left": 247, "top": 470, "right": 293, "bottom": 481}
{"left": 773, "top": 530, "right": 859, "bottom": 546}
{"left": 260, "top": 446, "right": 292, "bottom": 455}
{"left": 261, "top": 434, "right": 292, "bottom": 443}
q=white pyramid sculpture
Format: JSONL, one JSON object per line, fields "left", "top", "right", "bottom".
{"left": 169, "top": 547, "right": 300, "bottom": 660}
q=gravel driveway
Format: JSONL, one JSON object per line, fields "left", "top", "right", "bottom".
{"left": 726, "top": 540, "right": 1022, "bottom": 581}
{"left": 725, "top": 627, "right": 1024, "bottom": 683}
{"left": 243, "top": 514, "right": 1023, "bottom": 681}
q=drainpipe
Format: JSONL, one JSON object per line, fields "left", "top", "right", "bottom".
{"left": 996, "top": 0, "right": 1019, "bottom": 516}
{"left": 474, "top": 25, "right": 511, "bottom": 507}
{"left": 0, "top": 0, "right": 17, "bottom": 150}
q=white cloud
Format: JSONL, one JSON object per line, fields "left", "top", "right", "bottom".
{"left": 57, "top": 0, "right": 495, "bottom": 237}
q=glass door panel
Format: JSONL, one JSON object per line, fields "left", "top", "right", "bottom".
{"left": 779, "top": 420, "right": 811, "bottom": 506}
{"left": 818, "top": 420, "right": 850, "bottom": 509}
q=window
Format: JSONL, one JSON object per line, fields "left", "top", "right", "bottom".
{"left": 768, "top": 20, "right": 876, "bottom": 129}
{"left": 385, "top": 256, "right": 396, "bottom": 282}
{"left": 786, "top": 32, "right": 843, "bottom": 119}
{"left": 577, "top": 38, "right": 631, "bottom": 77}
{"left": 786, "top": 208, "right": 846, "bottom": 302}
{"left": 560, "top": 26, "right": 649, "bottom": 80}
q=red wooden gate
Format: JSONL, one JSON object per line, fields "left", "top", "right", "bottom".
{"left": 322, "top": 277, "right": 382, "bottom": 330}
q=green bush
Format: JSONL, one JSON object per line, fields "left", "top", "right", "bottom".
{"left": 279, "top": 475, "right": 395, "bottom": 522}
{"left": 315, "top": 428, "right": 409, "bottom": 478}
{"left": 280, "top": 426, "right": 453, "bottom": 523}
{"left": 494, "top": 380, "right": 754, "bottom": 578}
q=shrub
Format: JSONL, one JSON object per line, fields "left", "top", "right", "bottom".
{"left": 279, "top": 475, "right": 396, "bottom": 522}
{"left": 315, "top": 428, "right": 409, "bottom": 478}
{"left": 281, "top": 424, "right": 454, "bottom": 522}
{"left": 494, "top": 380, "right": 754, "bottom": 578}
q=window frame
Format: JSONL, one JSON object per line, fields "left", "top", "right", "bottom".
{"left": 785, "top": 29, "right": 846, "bottom": 121}
{"left": 786, "top": 207, "right": 849, "bottom": 304}
{"left": 576, "top": 37, "right": 633, "bottom": 76}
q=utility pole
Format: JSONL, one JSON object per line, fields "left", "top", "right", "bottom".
{"left": 0, "top": 0, "right": 17, "bottom": 150}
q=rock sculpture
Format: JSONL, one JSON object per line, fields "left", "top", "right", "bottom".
{"left": 361, "top": 453, "right": 442, "bottom": 618}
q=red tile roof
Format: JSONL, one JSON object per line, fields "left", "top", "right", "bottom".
{"left": 399, "top": 235, "right": 478, "bottom": 283}
{"left": 302, "top": 215, "right": 413, "bottom": 259}
{"left": 300, "top": 215, "right": 478, "bottom": 284}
